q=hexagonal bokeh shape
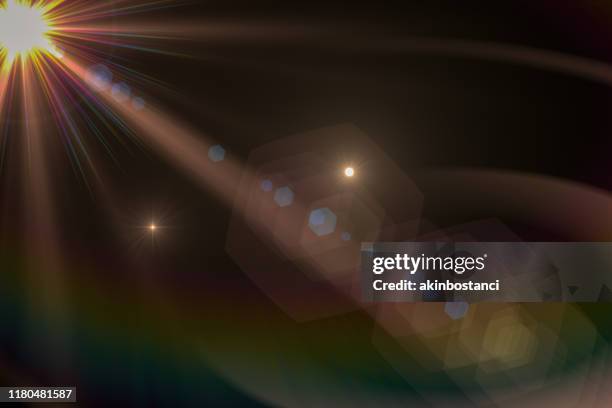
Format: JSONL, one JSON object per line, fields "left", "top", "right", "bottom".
{"left": 274, "top": 186, "right": 294, "bottom": 207}
{"left": 208, "top": 145, "right": 226, "bottom": 162}
{"left": 308, "top": 208, "right": 337, "bottom": 237}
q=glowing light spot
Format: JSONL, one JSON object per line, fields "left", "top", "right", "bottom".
{"left": 308, "top": 208, "right": 337, "bottom": 237}
{"left": 274, "top": 186, "right": 294, "bottom": 207}
{"left": 208, "top": 145, "right": 226, "bottom": 163}
{"left": 149, "top": 223, "right": 157, "bottom": 232}
{"left": 0, "top": 0, "right": 56, "bottom": 68}
{"left": 111, "top": 82, "right": 131, "bottom": 103}
{"left": 344, "top": 167, "right": 355, "bottom": 178}
{"left": 87, "top": 64, "right": 113, "bottom": 91}
{"left": 445, "top": 301, "right": 469, "bottom": 320}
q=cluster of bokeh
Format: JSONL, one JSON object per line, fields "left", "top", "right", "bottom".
{"left": 209, "top": 124, "right": 612, "bottom": 407}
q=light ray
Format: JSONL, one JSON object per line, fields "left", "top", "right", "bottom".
{"left": 19, "top": 50, "right": 73, "bottom": 378}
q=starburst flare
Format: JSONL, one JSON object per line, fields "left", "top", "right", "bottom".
{"left": 0, "top": 0, "right": 63, "bottom": 70}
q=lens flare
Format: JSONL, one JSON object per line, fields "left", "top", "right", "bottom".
{"left": 0, "top": 0, "right": 59, "bottom": 69}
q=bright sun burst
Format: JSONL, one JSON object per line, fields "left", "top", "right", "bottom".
{"left": 0, "top": 0, "right": 58, "bottom": 68}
